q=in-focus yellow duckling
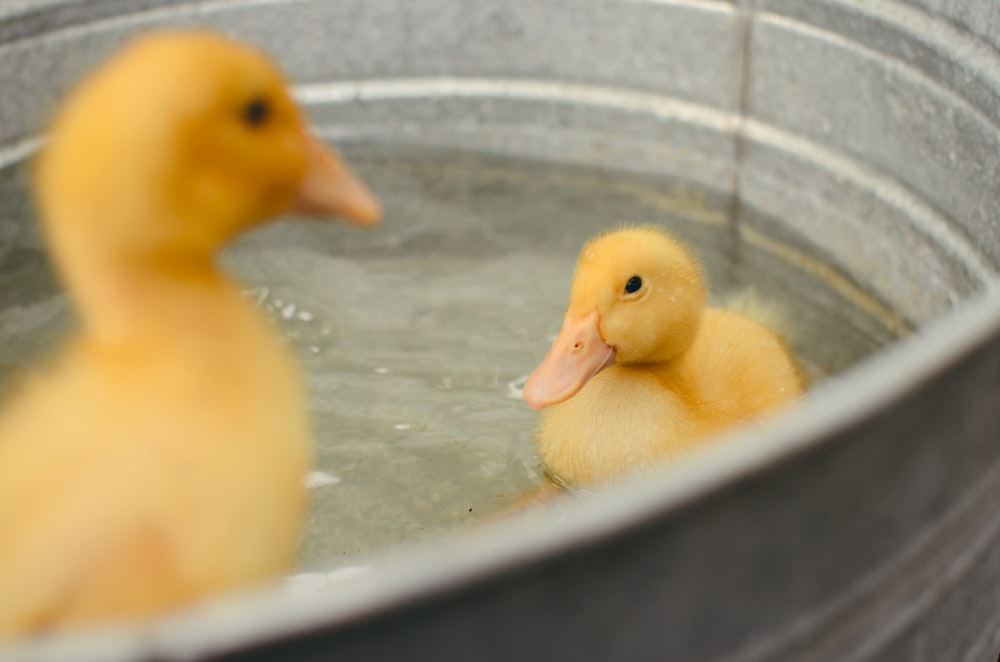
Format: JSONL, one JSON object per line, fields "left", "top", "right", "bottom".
{"left": 523, "top": 226, "right": 800, "bottom": 486}
{"left": 0, "top": 31, "right": 380, "bottom": 636}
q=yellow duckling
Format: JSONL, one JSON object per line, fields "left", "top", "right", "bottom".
{"left": 523, "top": 226, "right": 801, "bottom": 486}
{"left": 0, "top": 31, "right": 380, "bottom": 635}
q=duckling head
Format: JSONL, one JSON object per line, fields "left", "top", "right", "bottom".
{"left": 524, "top": 225, "right": 706, "bottom": 410}
{"left": 35, "top": 30, "right": 380, "bottom": 267}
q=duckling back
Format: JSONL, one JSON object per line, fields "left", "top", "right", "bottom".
{"left": 678, "top": 307, "right": 801, "bottom": 427}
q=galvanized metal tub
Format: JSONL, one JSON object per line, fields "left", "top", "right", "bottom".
{"left": 0, "top": 0, "right": 998, "bottom": 660}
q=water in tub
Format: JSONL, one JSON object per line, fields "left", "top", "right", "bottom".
{"left": 0, "top": 144, "right": 904, "bottom": 583}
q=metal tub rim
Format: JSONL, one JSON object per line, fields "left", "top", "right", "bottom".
{"left": 3, "top": 290, "right": 997, "bottom": 661}
{"left": 0, "top": 0, "right": 998, "bottom": 658}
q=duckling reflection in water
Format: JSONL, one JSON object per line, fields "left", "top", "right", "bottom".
{"left": 0, "top": 31, "right": 380, "bottom": 635}
{"left": 523, "top": 225, "right": 801, "bottom": 488}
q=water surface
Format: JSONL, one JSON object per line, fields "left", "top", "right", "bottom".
{"left": 0, "top": 144, "right": 904, "bottom": 570}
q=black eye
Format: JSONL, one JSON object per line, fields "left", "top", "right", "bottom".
{"left": 242, "top": 97, "right": 271, "bottom": 127}
{"left": 624, "top": 276, "right": 643, "bottom": 294}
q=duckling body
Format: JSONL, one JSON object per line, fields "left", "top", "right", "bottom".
{"left": 0, "top": 31, "right": 380, "bottom": 635}
{"left": 0, "top": 273, "right": 307, "bottom": 628}
{"left": 525, "top": 226, "right": 800, "bottom": 486}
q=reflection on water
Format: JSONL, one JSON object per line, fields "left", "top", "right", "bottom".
{"left": 0, "top": 145, "right": 903, "bottom": 570}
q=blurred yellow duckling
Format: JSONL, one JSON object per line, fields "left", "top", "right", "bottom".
{"left": 524, "top": 226, "right": 800, "bottom": 486}
{"left": 0, "top": 31, "right": 380, "bottom": 636}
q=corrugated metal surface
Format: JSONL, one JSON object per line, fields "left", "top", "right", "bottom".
{"left": 0, "top": 1, "right": 997, "bottom": 660}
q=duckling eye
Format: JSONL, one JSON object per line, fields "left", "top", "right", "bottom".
{"left": 624, "top": 276, "right": 643, "bottom": 294}
{"left": 241, "top": 97, "right": 271, "bottom": 127}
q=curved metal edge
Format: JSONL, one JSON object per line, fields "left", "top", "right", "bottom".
{"left": 0, "top": 85, "right": 998, "bottom": 660}
{"left": 759, "top": 0, "right": 1000, "bottom": 130}
{"left": 294, "top": 76, "right": 999, "bottom": 288}
{"left": 0, "top": 0, "right": 998, "bottom": 658}
{"left": 0, "top": 0, "right": 301, "bottom": 49}
{"left": 128, "top": 275, "right": 1000, "bottom": 662}
{"left": 3, "top": 278, "right": 987, "bottom": 662}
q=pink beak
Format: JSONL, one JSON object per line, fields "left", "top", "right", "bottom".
{"left": 291, "top": 133, "right": 382, "bottom": 225}
{"left": 523, "top": 310, "right": 615, "bottom": 410}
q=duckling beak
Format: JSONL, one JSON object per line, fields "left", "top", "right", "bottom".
{"left": 524, "top": 310, "right": 615, "bottom": 410}
{"left": 291, "top": 133, "right": 382, "bottom": 225}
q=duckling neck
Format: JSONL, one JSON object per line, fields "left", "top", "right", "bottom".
{"left": 624, "top": 353, "right": 685, "bottom": 383}
{"left": 60, "top": 248, "right": 241, "bottom": 346}
{"left": 609, "top": 353, "right": 696, "bottom": 410}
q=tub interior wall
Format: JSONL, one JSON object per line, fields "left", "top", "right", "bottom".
{"left": 1, "top": 0, "right": 998, "bottom": 328}
{"left": 0, "top": 1, "right": 999, "bottom": 660}
{"left": 2, "top": 0, "right": 999, "bottom": 557}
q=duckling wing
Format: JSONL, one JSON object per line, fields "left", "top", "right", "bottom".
{"left": 684, "top": 308, "right": 801, "bottom": 422}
